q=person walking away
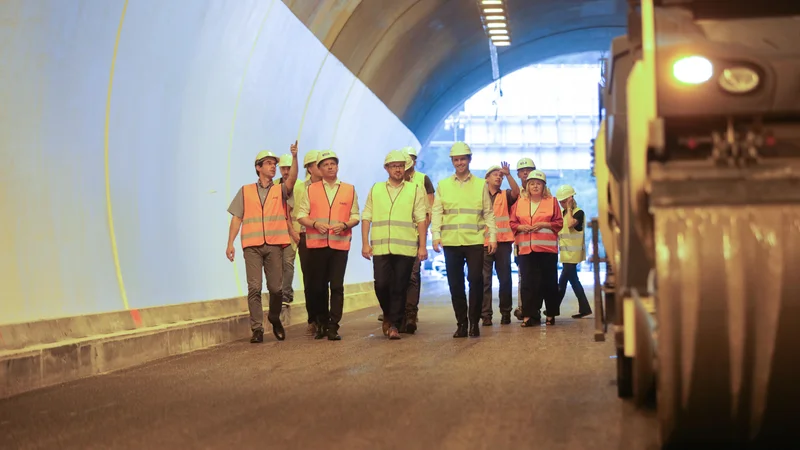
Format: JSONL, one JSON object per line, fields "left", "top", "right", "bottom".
{"left": 431, "top": 141, "right": 497, "bottom": 338}
{"left": 481, "top": 162, "right": 520, "bottom": 326}
{"left": 513, "top": 157, "right": 536, "bottom": 321}
{"left": 277, "top": 154, "right": 301, "bottom": 305}
{"left": 555, "top": 185, "right": 592, "bottom": 318}
{"left": 361, "top": 150, "right": 428, "bottom": 339}
{"left": 297, "top": 150, "right": 360, "bottom": 340}
{"left": 293, "top": 150, "right": 325, "bottom": 336}
{"left": 226, "top": 142, "right": 298, "bottom": 343}
{"left": 510, "top": 170, "right": 563, "bottom": 327}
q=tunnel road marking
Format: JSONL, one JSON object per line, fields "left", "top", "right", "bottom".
{"left": 225, "top": 0, "right": 277, "bottom": 296}
{"left": 104, "top": 0, "right": 130, "bottom": 310}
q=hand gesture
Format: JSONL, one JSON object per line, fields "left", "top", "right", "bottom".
{"left": 290, "top": 140, "right": 298, "bottom": 157}
{"left": 487, "top": 241, "right": 497, "bottom": 255}
{"left": 418, "top": 246, "right": 428, "bottom": 262}
{"left": 530, "top": 222, "right": 546, "bottom": 232}
{"left": 500, "top": 161, "right": 511, "bottom": 176}
{"left": 315, "top": 221, "right": 330, "bottom": 233}
{"left": 433, "top": 239, "right": 442, "bottom": 253}
{"left": 226, "top": 244, "right": 235, "bottom": 262}
{"left": 330, "top": 223, "right": 346, "bottom": 234}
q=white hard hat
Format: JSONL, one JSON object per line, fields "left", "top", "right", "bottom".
{"left": 255, "top": 150, "right": 278, "bottom": 165}
{"left": 401, "top": 146, "right": 418, "bottom": 158}
{"left": 404, "top": 152, "right": 414, "bottom": 171}
{"left": 516, "top": 157, "right": 536, "bottom": 170}
{"left": 556, "top": 185, "right": 577, "bottom": 201}
{"left": 484, "top": 165, "right": 502, "bottom": 178}
{"left": 316, "top": 150, "right": 339, "bottom": 166}
{"left": 525, "top": 170, "right": 546, "bottom": 184}
{"left": 449, "top": 141, "right": 472, "bottom": 157}
{"left": 384, "top": 150, "right": 407, "bottom": 166}
{"left": 278, "top": 154, "right": 292, "bottom": 168}
{"left": 303, "top": 150, "right": 319, "bottom": 167}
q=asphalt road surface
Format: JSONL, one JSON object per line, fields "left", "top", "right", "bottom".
{"left": 0, "top": 281, "right": 659, "bottom": 450}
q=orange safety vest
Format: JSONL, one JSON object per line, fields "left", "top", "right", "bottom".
{"left": 305, "top": 181, "right": 355, "bottom": 251}
{"left": 512, "top": 196, "right": 562, "bottom": 255}
{"left": 240, "top": 183, "right": 290, "bottom": 249}
{"left": 485, "top": 190, "right": 515, "bottom": 245}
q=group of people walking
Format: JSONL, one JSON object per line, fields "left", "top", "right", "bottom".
{"left": 225, "top": 141, "right": 591, "bottom": 344}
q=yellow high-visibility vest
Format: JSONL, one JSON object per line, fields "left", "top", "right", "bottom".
{"left": 559, "top": 207, "right": 586, "bottom": 264}
{"left": 438, "top": 176, "right": 486, "bottom": 246}
{"left": 370, "top": 181, "right": 418, "bottom": 257}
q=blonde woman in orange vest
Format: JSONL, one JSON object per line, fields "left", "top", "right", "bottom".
{"left": 226, "top": 142, "right": 298, "bottom": 343}
{"left": 509, "top": 170, "right": 564, "bottom": 327}
{"left": 297, "top": 150, "right": 360, "bottom": 341}
{"left": 481, "top": 162, "right": 520, "bottom": 326}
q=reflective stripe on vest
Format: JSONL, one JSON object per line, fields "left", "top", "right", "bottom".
{"left": 513, "top": 196, "right": 559, "bottom": 255}
{"left": 240, "top": 183, "right": 290, "bottom": 249}
{"left": 438, "top": 176, "right": 485, "bottom": 246}
{"left": 370, "top": 182, "right": 418, "bottom": 257}
{"left": 559, "top": 207, "right": 586, "bottom": 263}
{"left": 485, "top": 190, "right": 514, "bottom": 245}
{"left": 305, "top": 181, "right": 354, "bottom": 250}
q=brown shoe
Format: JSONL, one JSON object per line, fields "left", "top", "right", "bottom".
{"left": 382, "top": 319, "right": 391, "bottom": 336}
{"left": 388, "top": 326, "right": 401, "bottom": 340}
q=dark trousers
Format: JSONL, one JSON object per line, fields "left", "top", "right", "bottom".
{"left": 298, "top": 233, "right": 328, "bottom": 324}
{"left": 307, "top": 246, "right": 348, "bottom": 331}
{"left": 559, "top": 263, "right": 592, "bottom": 314}
{"left": 519, "top": 251, "right": 561, "bottom": 318}
{"left": 482, "top": 241, "right": 513, "bottom": 318}
{"left": 406, "top": 256, "right": 421, "bottom": 316}
{"left": 373, "top": 254, "right": 416, "bottom": 328}
{"left": 443, "top": 245, "right": 484, "bottom": 325}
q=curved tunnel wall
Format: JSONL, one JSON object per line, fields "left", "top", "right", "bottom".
{"left": 0, "top": 0, "right": 419, "bottom": 325}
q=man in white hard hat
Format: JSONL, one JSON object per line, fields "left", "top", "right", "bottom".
{"left": 513, "top": 157, "right": 536, "bottom": 321}
{"left": 361, "top": 150, "right": 429, "bottom": 339}
{"left": 555, "top": 184, "right": 592, "bottom": 318}
{"left": 277, "top": 154, "right": 301, "bottom": 305}
{"left": 293, "top": 150, "right": 326, "bottom": 336}
{"left": 297, "top": 150, "right": 360, "bottom": 340}
{"left": 431, "top": 141, "right": 497, "bottom": 338}
{"left": 226, "top": 142, "right": 298, "bottom": 343}
{"left": 481, "top": 162, "right": 520, "bottom": 326}
{"left": 398, "top": 146, "right": 435, "bottom": 333}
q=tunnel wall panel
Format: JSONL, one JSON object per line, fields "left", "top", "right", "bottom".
{"left": 0, "top": 0, "right": 419, "bottom": 325}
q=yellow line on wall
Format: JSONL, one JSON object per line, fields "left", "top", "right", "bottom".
{"left": 297, "top": 52, "right": 330, "bottom": 142}
{"left": 329, "top": 77, "right": 357, "bottom": 148}
{"left": 225, "top": 0, "right": 276, "bottom": 296}
{"left": 104, "top": 0, "right": 130, "bottom": 310}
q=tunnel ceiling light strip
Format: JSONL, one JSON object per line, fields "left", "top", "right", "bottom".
{"left": 477, "top": 0, "right": 511, "bottom": 47}
{"left": 494, "top": 41, "right": 511, "bottom": 46}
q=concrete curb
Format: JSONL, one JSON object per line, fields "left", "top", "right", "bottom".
{"left": 0, "top": 285, "right": 378, "bottom": 399}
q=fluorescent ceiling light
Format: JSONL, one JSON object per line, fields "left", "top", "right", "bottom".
{"left": 486, "top": 22, "right": 507, "bottom": 28}
{"left": 494, "top": 41, "right": 511, "bottom": 46}
{"left": 483, "top": 8, "right": 504, "bottom": 13}
{"left": 491, "top": 35, "right": 510, "bottom": 40}
{"left": 482, "top": 0, "right": 502, "bottom": 4}
{"left": 488, "top": 29, "right": 508, "bottom": 34}
{"left": 485, "top": 15, "right": 506, "bottom": 21}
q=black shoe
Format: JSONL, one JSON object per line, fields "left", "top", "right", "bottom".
{"left": 270, "top": 320, "right": 286, "bottom": 341}
{"left": 403, "top": 314, "right": 417, "bottom": 334}
{"left": 469, "top": 323, "right": 480, "bottom": 337}
{"left": 250, "top": 329, "right": 264, "bottom": 343}
{"left": 314, "top": 323, "right": 327, "bottom": 340}
{"left": 482, "top": 317, "right": 492, "bottom": 326}
{"left": 327, "top": 328, "right": 341, "bottom": 341}
{"left": 572, "top": 312, "right": 592, "bottom": 319}
{"left": 500, "top": 313, "right": 511, "bottom": 325}
{"left": 453, "top": 324, "right": 468, "bottom": 338}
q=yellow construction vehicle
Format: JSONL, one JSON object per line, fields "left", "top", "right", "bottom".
{"left": 592, "top": 1, "right": 800, "bottom": 447}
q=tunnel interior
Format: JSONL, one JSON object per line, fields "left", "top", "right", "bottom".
{"left": 0, "top": 0, "right": 626, "bottom": 325}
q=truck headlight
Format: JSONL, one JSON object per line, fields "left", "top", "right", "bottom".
{"left": 718, "top": 67, "right": 760, "bottom": 94}
{"left": 672, "top": 56, "right": 713, "bottom": 84}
